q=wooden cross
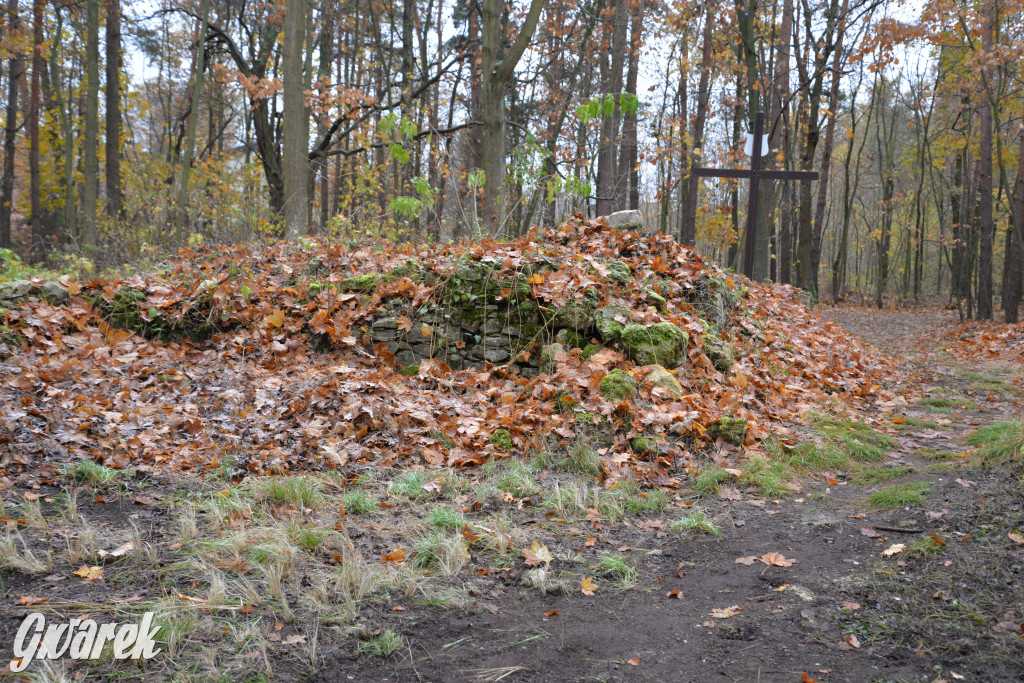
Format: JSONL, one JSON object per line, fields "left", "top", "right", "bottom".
{"left": 692, "top": 112, "right": 818, "bottom": 279}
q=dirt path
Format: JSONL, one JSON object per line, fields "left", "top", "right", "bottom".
{"left": 308, "top": 308, "right": 1023, "bottom": 683}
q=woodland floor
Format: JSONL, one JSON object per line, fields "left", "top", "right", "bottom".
{"left": 2, "top": 306, "right": 1023, "bottom": 683}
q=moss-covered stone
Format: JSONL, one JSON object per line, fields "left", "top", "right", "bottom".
{"left": 644, "top": 289, "right": 667, "bottom": 313}
{"left": 338, "top": 273, "right": 381, "bottom": 292}
{"left": 706, "top": 417, "right": 747, "bottom": 445}
{"left": 489, "top": 428, "right": 513, "bottom": 450}
{"left": 36, "top": 281, "right": 70, "bottom": 305}
{"left": 601, "top": 259, "right": 633, "bottom": 284}
{"left": 307, "top": 281, "right": 325, "bottom": 298}
{"left": 629, "top": 436, "right": 651, "bottom": 453}
{"left": 429, "top": 429, "right": 455, "bottom": 449}
{"left": 703, "top": 336, "right": 736, "bottom": 372}
{"left": 581, "top": 343, "right": 604, "bottom": 360}
{"left": 546, "top": 300, "right": 595, "bottom": 330}
{"left": 555, "top": 328, "right": 587, "bottom": 348}
{"left": 599, "top": 368, "right": 638, "bottom": 403}
{"left": 594, "top": 302, "right": 631, "bottom": 343}
{"left": 620, "top": 322, "right": 688, "bottom": 368}
{"left": 400, "top": 364, "right": 420, "bottom": 376}
{"left": 645, "top": 364, "right": 683, "bottom": 398}
{"left": 540, "top": 342, "right": 565, "bottom": 370}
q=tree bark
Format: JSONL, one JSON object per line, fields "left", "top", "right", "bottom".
{"left": 82, "top": 0, "right": 99, "bottom": 249}
{"left": 175, "top": 0, "right": 210, "bottom": 243}
{"left": 595, "top": 0, "right": 627, "bottom": 217}
{"left": 105, "top": 0, "right": 123, "bottom": 219}
{"left": 0, "top": 0, "right": 21, "bottom": 250}
{"left": 975, "top": 0, "right": 995, "bottom": 319}
{"left": 1007, "top": 126, "right": 1024, "bottom": 323}
{"left": 282, "top": 0, "right": 309, "bottom": 238}
{"left": 681, "top": 3, "right": 715, "bottom": 246}
{"left": 28, "top": 0, "right": 43, "bottom": 259}
{"left": 478, "top": 0, "right": 544, "bottom": 236}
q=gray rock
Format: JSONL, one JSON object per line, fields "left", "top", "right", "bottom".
{"left": 801, "top": 510, "right": 841, "bottom": 529}
{"left": 603, "top": 210, "right": 645, "bottom": 232}
{"left": 36, "top": 281, "right": 70, "bottom": 305}
{"left": 703, "top": 336, "right": 736, "bottom": 372}
{"left": 0, "top": 280, "right": 32, "bottom": 304}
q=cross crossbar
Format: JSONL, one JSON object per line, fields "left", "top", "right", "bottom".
{"left": 691, "top": 112, "right": 819, "bottom": 279}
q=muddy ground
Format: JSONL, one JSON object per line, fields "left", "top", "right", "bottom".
{"left": 2, "top": 307, "right": 1022, "bottom": 683}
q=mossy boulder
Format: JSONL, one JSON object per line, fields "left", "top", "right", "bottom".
{"left": 307, "top": 281, "right": 325, "bottom": 298}
{"left": 594, "top": 302, "right": 631, "bottom": 343}
{"left": 703, "top": 336, "right": 736, "bottom": 372}
{"left": 601, "top": 259, "right": 633, "bottom": 284}
{"left": 0, "top": 279, "right": 69, "bottom": 306}
{"left": 706, "top": 417, "right": 747, "bottom": 445}
{"left": 338, "top": 273, "right": 381, "bottom": 292}
{"left": 546, "top": 300, "right": 594, "bottom": 330}
{"left": 0, "top": 280, "right": 32, "bottom": 304}
{"left": 599, "top": 369, "right": 638, "bottom": 403}
{"left": 400, "top": 364, "right": 420, "bottom": 376}
{"left": 555, "top": 328, "right": 587, "bottom": 349}
{"left": 644, "top": 364, "right": 683, "bottom": 398}
{"left": 644, "top": 289, "right": 667, "bottom": 313}
{"left": 489, "top": 428, "right": 513, "bottom": 450}
{"left": 540, "top": 343, "right": 566, "bottom": 373}
{"left": 581, "top": 343, "right": 604, "bottom": 360}
{"left": 629, "top": 436, "right": 651, "bottom": 453}
{"left": 620, "top": 322, "right": 688, "bottom": 368}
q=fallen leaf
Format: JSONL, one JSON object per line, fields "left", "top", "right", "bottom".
{"left": 709, "top": 605, "right": 743, "bottom": 618}
{"left": 523, "top": 541, "right": 552, "bottom": 567}
{"left": 881, "top": 543, "right": 906, "bottom": 557}
{"left": 955, "top": 478, "right": 974, "bottom": 488}
{"left": 843, "top": 634, "right": 861, "bottom": 648}
{"left": 1008, "top": 531, "right": 1024, "bottom": 546}
{"left": 759, "top": 552, "right": 796, "bottom": 567}
{"left": 734, "top": 556, "right": 758, "bottom": 565}
{"left": 544, "top": 610, "right": 559, "bottom": 617}
{"left": 393, "top": 605, "right": 405, "bottom": 612}
{"left": 282, "top": 634, "right": 307, "bottom": 645}
{"left": 584, "top": 536, "right": 596, "bottom": 548}
{"left": 929, "top": 531, "right": 946, "bottom": 547}
{"left": 860, "top": 526, "right": 883, "bottom": 538}
{"left": 17, "top": 595, "right": 48, "bottom": 606}
{"left": 842, "top": 602, "right": 861, "bottom": 611}
{"left": 627, "top": 657, "right": 640, "bottom": 666}
{"left": 666, "top": 588, "right": 684, "bottom": 599}
{"left": 381, "top": 548, "right": 406, "bottom": 564}
{"left": 97, "top": 542, "right": 134, "bottom": 561}
{"left": 580, "top": 577, "right": 597, "bottom": 596}
{"left": 802, "top": 674, "right": 820, "bottom": 683}
{"left": 73, "top": 565, "right": 104, "bottom": 581}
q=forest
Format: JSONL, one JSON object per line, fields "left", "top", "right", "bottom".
{"left": 0, "top": 0, "right": 1021, "bottom": 319}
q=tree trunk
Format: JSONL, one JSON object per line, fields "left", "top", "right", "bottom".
{"left": 82, "top": 0, "right": 99, "bottom": 249}
{"left": 0, "top": 0, "right": 21, "bottom": 250}
{"left": 478, "top": 0, "right": 544, "bottom": 236}
{"left": 595, "top": 1, "right": 627, "bottom": 217}
{"left": 1006, "top": 126, "right": 1024, "bottom": 323}
{"left": 105, "top": 0, "right": 122, "bottom": 219}
{"left": 28, "top": 0, "right": 43, "bottom": 259}
{"left": 175, "top": 0, "right": 210, "bottom": 243}
{"left": 616, "top": 1, "right": 642, "bottom": 211}
{"left": 282, "top": 0, "right": 309, "bottom": 238}
{"left": 975, "top": 1, "right": 995, "bottom": 319}
{"left": 681, "top": 3, "right": 715, "bottom": 246}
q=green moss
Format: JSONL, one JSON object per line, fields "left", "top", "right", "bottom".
{"left": 629, "top": 436, "right": 651, "bottom": 453}
{"left": 307, "top": 281, "right": 325, "bottom": 298}
{"left": 594, "top": 303, "right": 631, "bottom": 343}
{"left": 644, "top": 289, "right": 667, "bottom": 313}
{"left": 868, "top": 482, "right": 931, "bottom": 509}
{"left": 601, "top": 259, "right": 633, "bottom": 284}
{"left": 489, "top": 428, "right": 513, "bottom": 450}
{"left": 619, "top": 322, "right": 688, "bottom": 367}
{"left": 706, "top": 417, "right": 747, "bottom": 445}
{"left": 702, "top": 336, "right": 736, "bottom": 372}
{"left": 338, "top": 273, "right": 381, "bottom": 292}
{"left": 600, "top": 369, "right": 638, "bottom": 403}
{"left": 400, "top": 364, "right": 420, "bottom": 376}
{"left": 582, "top": 343, "right": 604, "bottom": 360}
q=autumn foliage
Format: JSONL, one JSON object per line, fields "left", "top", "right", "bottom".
{"left": 0, "top": 221, "right": 891, "bottom": 486}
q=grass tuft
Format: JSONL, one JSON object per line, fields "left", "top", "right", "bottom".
{"left": 343, "top": 489, "right": 378, "bottom": 515}
{"left": 965, "top": 420, "right": 1024, "bottom": 464}
{"left": 671, "top": 508, "right": 722, "bottom": 536}
{"left": 850, "top": 465, "right": 914, "bottom": 486}
{"left": 62, "top": 460, "right": 122, "bottom": 487}
{"left": 693, "top": 465, "right": 731, "bottom": 492}
{"left": 357, "top": 628, "right": 404, "bottom": 658}
{"left": 868, "top": 482, "right": 932, "bottom": 509}
{"left": 428, "top": 505, "right": 467, "bottom": 530}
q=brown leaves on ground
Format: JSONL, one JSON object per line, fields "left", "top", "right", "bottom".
{"left": 523, "top": 541, "right": 552, "bottom": 567}
{"left": 0, "top": 220, "right": 893, "bottom": 487}
{"left": 735, "top": 552, "right": 796, "bottom": 567}
{"left": 580, "top": 577, "right": 598, "bottom": 596}
{"left": 709, "top": 605, "right": 743, "bottom": 618}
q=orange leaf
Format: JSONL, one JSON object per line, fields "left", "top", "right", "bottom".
{"left": 627, "top": 657, "right": 640, "bottom": 666}
{"left": 381, "top": 548, "right": 406, "bottom": 564}
{"left": 523, "top": 541, "right": 552, "bottom": 567}
{"left": 396, "top": 315, "right": 413, "bottom": 333}
{"left": 1008, "top": 531, "right": 1024, "bottom": 545}
{"left": 759, "top": 552, "right": 796, "bottom": 567}
{"left": 17, "top": 595, "right": 48, "bottom": 606}
{"left": 583, "top": 537, "right": 596, "bottom": 548}
{"left": 802, "top": 674, "right": 819, "bottom": 683}
{"left": 844, "top": 634, "right": 861, "bottom": 648}
{"left": 544, "top": 610, "right": 559, "bottom": 616}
